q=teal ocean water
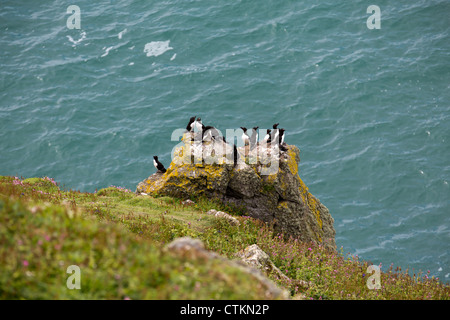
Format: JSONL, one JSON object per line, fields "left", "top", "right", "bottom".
{"left": 1, "top": 1, "right": 449, "bottom": 281}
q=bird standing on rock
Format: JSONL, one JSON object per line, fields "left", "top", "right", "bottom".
{"left": 264, "top": 129, "right": 272, "bottom": 144}
{"left": 186, "top": 116, "right": 196, "bottom": 132}
{"left": 272, "top": 123, "right": 280, "bottom": 144}
{"left": 279, "top": 128, "right": 285, "bottom": 145}
{"left": 153, "top": 156, "right": 167, "bottom": 173}
{"left": 279, "top": 128, "right": 288, "bottom": 152}
{"left": 194, "top": 117, "right": 204, "bottom": 132}
{"left": 250, "top": 126, "right": 259, "bottom": 150}
{"left": 240, "top": 127, "right": 250, "bottom": 146}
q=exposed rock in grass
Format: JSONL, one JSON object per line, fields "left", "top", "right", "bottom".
{"left": 236, "top": 244, "right": 310, "bottom": 292}
{"left": 165, "top": 237, "right": 289, "bottom": 299}
{"left": 236, "top": 244, "right": 290, "bottom": 282}
{"left": 206, "top": 209, "right": 240, "bottom": 226}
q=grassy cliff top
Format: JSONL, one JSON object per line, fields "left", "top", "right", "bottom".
{"left": 0, "top": 176, "right": 448, "bottom": 300}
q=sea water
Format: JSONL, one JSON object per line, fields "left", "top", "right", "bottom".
{"left": 1, "top": 0, "right": 449, "bottom": 282}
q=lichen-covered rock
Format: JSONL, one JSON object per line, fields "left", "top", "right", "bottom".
{"left": 137, "top": 135, "right": 336, "bottom": 250}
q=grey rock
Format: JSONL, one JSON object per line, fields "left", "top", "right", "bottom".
{"left": 207, "top": 209, "right": 240, "bottom": 226}
{"left": 165, "top": 237, "right": 289, "bottom": 299}
{"left": 137, "top": 135, "right": 336, "bottom": 250}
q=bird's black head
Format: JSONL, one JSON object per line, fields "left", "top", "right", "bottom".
{"left": 266, "top": 129, "right": 271, "bottom": 134}
{"left": 196, "top": 117, "right": 201, "bottom": 121}
{"left": 273, "top": 123, "right": 279, "bottom": 129}
{"left": 153, "top": 156, "right": 158, "bottom": 160}
{"left": 189, "top": 116, "right": 196, "bottom": 122}
{"left": 253, "top": 126, "right": 259, "bottom": 131}
{"left": 280, "top": 128, "right": 285, "bottom": 134}
{"left": 240, "top": 127, "right": 247, "bottom": 132}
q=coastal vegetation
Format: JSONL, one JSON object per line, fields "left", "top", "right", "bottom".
{"left": 0, "top": 176, "right": 448, "bottom": 299}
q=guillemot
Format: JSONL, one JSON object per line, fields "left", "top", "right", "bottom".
{"left": 153, "top": 156, "right": 167, "bottom": 173}
{"left": 272, "top": 123, "right": 280, "bottom": 144}
{"left": 264, "top": 129, "right": 272, "bottom": 144}
{"left": 193, "top": 117, "right": 205, "bottom": 132}
{"left": 240, "top": 127, "right": 250, "bottom": 146}
{"left": 250, "top": 126, "right": 259, "bottom": 150}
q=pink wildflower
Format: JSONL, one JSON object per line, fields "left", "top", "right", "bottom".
{"left": 44, "top": 177, "right": 57, "bottom": 186}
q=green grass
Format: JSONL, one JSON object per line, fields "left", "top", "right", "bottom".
{"left": 1, "top": 176, "right": 449, "bottom": 300}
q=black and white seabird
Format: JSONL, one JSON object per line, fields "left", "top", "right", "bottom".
{"left": 202, "top": 125, "right": 221, "bottom": 142}
{"left": 240, "top": 127, "right": 250, "bottom": 146}
{"left": 279, "top": 128, "right": 288, "bottom": 152}
{"left": 250, "top": 126, "right": 259, "bottom": 150}
{"left": 193, "top": 117, "right": 205, "bottom": 132}
{"left": 264, "top": 129, "right": 272, "bottom": 144}
{"left": 186, "top": 116, "right": 196, "bottom": 132}
{"left": 271, "top": 123, "right": 280, "bottom": 144}
{"left": 279, "top": 128, "right": 285, "bottom": 145}
{"left": 153, "top": 156, "right": 166, "bottom": 173}
{"left": 201, "top": 125, "right": 225, "bottom": 143}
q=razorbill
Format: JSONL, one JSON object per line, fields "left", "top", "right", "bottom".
{"left": 279, "top": 128, "right": 285, "bottom": 145}
{"left": 186, "top": 116, "right": 196, "bottom": 132}
{"left": 240, "top": 127, "right": 250, "bottom": 146}
{"left": 279, "top": 128, "right": 288, "bottom": 152}
{"left": 153, "top": 156, "right": 167, "bottom": 173}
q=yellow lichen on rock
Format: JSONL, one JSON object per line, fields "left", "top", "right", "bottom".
{"left": 307, "top": 194, "right": 323, "bottom": 230}
{"left": 286, "top": 148, "right": 299, "bottom": 176}
{"left": 136, "top": 140, "right": 336, "bottom": 250}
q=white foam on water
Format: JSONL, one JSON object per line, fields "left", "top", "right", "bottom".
{"left": 101, "top": 46, "right": 113, "bottom": 57}
{"left": 144, "top": 40, "right": 173, "bottom": 57}
{"left": 67, "top": 31, "right": 86, "bottom": 46}
{"left": 170, "top": 53, "right": 177, "bottom": 61}
{"left": 118, "top": 28, "right": 127, "bottom": 39}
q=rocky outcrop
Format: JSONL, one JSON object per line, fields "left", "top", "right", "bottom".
{"left": 235, "top": 244, "right": 310, "bottom": 293}
{"left": 207, "top": 209, "right": 240, "bottom": 226}
{"left": 137, "top": 132, "right": 336, "bottom": 250}
{"left": 235, "top": 244, "right": 290, "bottom": 283}
{"left": 165, "top": 237, "right": 289, "bottom": 299}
